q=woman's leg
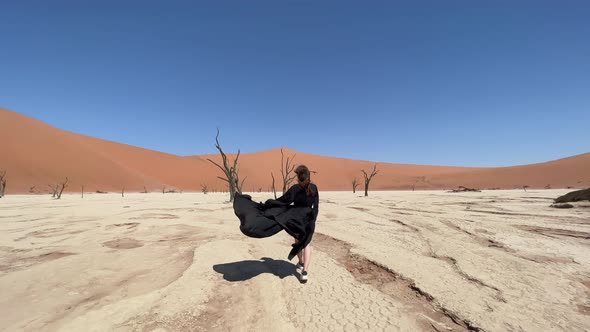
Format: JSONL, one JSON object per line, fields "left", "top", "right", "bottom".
{"left": 294, "top": 237, "right": 304, "bottom": 265}
{"left": 302, "top": 244, "right": 312, "bottom": 272}
{"left": 297, "top": 250, "right": 304, "bottom": 265}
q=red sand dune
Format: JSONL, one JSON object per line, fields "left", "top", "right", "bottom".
{"left": 1, "top": 108, "right": 589, "bottom": 194}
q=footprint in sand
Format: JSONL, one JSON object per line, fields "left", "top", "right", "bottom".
{"left": 102, "top": 238, "right": 144, "bottom": 249}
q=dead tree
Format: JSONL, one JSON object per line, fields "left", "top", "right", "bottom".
{"left": 280, "top": 148, "right": 296, "bottom": 194}
{"left": 48, "top": 184, "right": 59, "bottom": 198}
{"left": 142, "top": 186, "right": 148, "bottom": 194}
{"left": 162, "top": 186, "right": 166, "bottom": 194}
{"left": 361, "top": 164, "right": 379, "bottom": 197}
{"left": 0, "top": 170, "right": 6, "bottom": 198}
{"left": 523, "top": 185, "right": 529, "bottom": 192}
{"left": 271, "top": 172, "right": 277, "bottom": 199}
{"left": 352, "top": 177, "right": 359, "bottom": 194}
{"left": 201, "top": 183, "right": 209, "bottom": 194}
{"left": 207, "top": 129, "right": 244, "bottom": 202}
{"left": 56, "top": 177, "right": 68, "bottom": 199}
{"left": 122, "top": 187, "right": 125, "bottom": 197}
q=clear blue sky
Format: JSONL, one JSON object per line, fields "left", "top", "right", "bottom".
{"left": 1, "top": 1, "right": 589, "bottom": 167}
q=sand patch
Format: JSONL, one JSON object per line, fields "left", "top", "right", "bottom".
{"left": 129, "top": 213, "right": 179, "bottom": 220}
{"left": 102, "top": 238, "right": 144, "bottom": 249}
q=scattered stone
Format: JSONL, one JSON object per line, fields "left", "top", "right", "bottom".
{"left": 550, "top": 203, "right": 574, "bottom": 209}
{"left": 554, "top": 188, "right": 590, "bottom": 203}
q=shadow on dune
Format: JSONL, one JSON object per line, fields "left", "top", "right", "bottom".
{"left": 213, "top": 257, "right": 297, "bottom": 282}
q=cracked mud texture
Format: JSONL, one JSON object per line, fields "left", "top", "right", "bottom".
{"left": 0, "top": 190, "right": 589, "bottom": 331}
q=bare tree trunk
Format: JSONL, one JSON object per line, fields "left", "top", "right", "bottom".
{"left": 362, "top": 164, "right": 379, "bottom": 197}
{"left": 352, "top": 177, "right": 358, "bottom": 194}
{"left": 271, "top": 172, "right": 277, "bottom": 199}
{"left": 280, "top": 148, "right": 296, "bottom": 194}
{"left": 56, "top": 177, "right": 68, "bottom": 199}
{"left": 162, "top": 186, "right": 165, "bottom": 194}
{"left": 0, "top": 170, "right": 6, "bottom": 198}
{"left": 207, "top": 129, "right": 244, "bottom": 202}
{"left": 122, "top": 187, "right": 125, "bottom": 197}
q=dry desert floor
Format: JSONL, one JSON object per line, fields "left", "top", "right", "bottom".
{"left": 1, "top": 190, "right": 589, "bottom": 332}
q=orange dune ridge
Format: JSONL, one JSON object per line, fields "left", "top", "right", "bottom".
{"left": 1, "top": 108, "right": 589, "bottom": 194}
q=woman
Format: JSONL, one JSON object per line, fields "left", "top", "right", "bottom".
{"left": 276, "top": 165, "right": 319, "bottom": 283}
{"left": 232, "top": 165, "right": 319, "bottom": 283}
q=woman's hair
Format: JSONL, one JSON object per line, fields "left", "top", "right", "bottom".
{"left": 295, "top": 165, "right": 315, "bottom": 196}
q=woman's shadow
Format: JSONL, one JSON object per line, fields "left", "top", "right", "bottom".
{"left": 213, "top": 257, "right": 298, "bottom": 282}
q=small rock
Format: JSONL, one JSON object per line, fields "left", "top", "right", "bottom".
{"left": 550, "top": 203, "right": 574, "bottom": 209}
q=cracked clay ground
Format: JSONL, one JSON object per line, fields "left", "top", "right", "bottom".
{"left": 1, "top": 190, "right": 589, "bottom": 331}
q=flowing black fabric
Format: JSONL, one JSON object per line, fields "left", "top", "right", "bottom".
{"left": 233, "top": 184, "right": 318, "bottom": 260}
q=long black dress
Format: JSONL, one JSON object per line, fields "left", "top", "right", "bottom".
{"left": 233, "top": 183, "right": 319, "bottom": 260}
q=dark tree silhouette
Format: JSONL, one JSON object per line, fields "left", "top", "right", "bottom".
{"left": 0, "top": 170, "right": 6, "bottom": 198}
{"left": 56, "top": 177, "right": 68, "bottom": 199}
{"left": 361, "top": 164, "right": 379, "bottom": 197}
{"left": 271, "top": 172, "right": 277, "bottom": 199}
{"left": 48, "top": 184, "right": 59, "bottom": 198}
{"left": 206, "top": 129, "right": 245, "bottom": 202}
{"left": 280, "top": 148, "right": 297, "bottom": 194}
{"left": 352, "top": 177, "right": 359, "bottom": 194}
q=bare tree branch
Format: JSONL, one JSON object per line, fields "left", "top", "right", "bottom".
{"left": 217, "top": 176, "right": 230, "bottom": 183}
{"left": 280, "top": 148, "right": 297, "bottom": 194}
{"left": 206, "top": 158, "right": 229, "bottom": 176}
{"left": 238, "top": 176, "right": 247, "bottom": 193}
